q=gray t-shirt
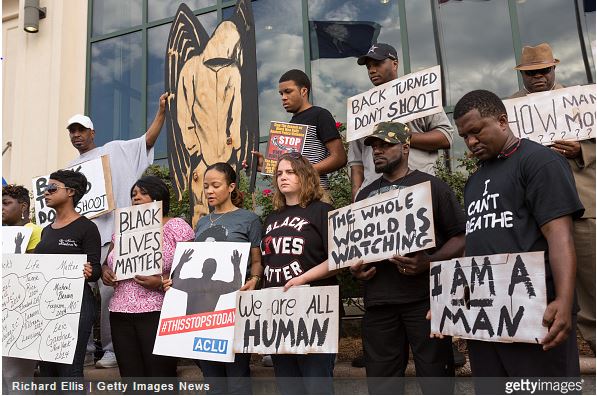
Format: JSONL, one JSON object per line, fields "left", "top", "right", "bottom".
{"left": 348, "top": 112, "right": 454, "bottom": 193}
{"left": 194, "top": 208, "right": 262, "bottom": 247}
{"left": 67, "top": 134, "right": 154, "bottom": 245}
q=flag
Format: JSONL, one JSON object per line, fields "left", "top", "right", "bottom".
{"left": 309, "top": 20, "right": 381, "bottom": 60}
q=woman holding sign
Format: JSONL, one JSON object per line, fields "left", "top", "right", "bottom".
{"left": 261, "top": 153, "right": 339, "bottom": 395}
{"left": 101, "top": 176, "right": 194, "bottom": 378}
{"left": 34, "top": 170, "right": 101, "bottom": 382}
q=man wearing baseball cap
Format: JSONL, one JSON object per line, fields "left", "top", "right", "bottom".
{"left": 348, "top": 43, "right": 454, "bottom": 200}
{"left": 511, "top": 43, "right": 595, "bottom": 354}
{"left": 65, "top": 93, "right": 168, "bottom": 369}
{"left": 350, "top": 121, "right": 465, "bottom": 394}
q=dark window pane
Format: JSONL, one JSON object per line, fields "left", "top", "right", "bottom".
{"left": 438, "top": 1, "right": 518, "bottom": 104}
{"left": 308, "top": 0, "right": 402, "bottom": 123}
{"left": 89, "top": 33, "right": 143, "bottom": 147}
{"left": 148, "top": 0, "right": 216, "bottom": 22}
{"left": 587, "top": 11, "right": 596, "bottom": 75}
{"left": 405, "top": 0, "right": 438, "bottom": 72}
{"left": 92, "top": 0, "right": 142, "bottom": 36}
{"left": 517, "top": 0, "right": 591, "bottom": 86}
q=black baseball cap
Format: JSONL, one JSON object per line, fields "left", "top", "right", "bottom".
{"left": 357, "top": 43, "right": 398, "bottom": 65}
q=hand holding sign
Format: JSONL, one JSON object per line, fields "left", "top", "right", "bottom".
{"left": 349, "top": 260, "right": 376, "bottom": 281}
{"left": 551, "top": 140, "right": 581, "bottom": 159}
{"left": 83, "top": 262, "right": 93, "bottom": 279}
{"left": 134, "top": 274, "right": 162, "bottom": 290}
{"left": 541, "top": 298, "right": 573, "bottom": 351}
{"left": 101, "top": 265, "right": 118, "bottom": 286}
{"left": 390, "top": 251, "right": 431, "bottom": 276}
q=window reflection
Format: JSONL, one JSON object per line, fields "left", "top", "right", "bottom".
{"left": 92, "top": 0, "right": 142, "bottom": 36}
{"left": 148, "top": 0, "right": 216, "bottom": 22}
{"left": 405, "top": 0, "right": 438, "bottom": 72}
{"left": 587, "top": 11, "right": 596, "bottom": 69}
{"left": 89, "top": 33, "right": 143, "bottom": 147}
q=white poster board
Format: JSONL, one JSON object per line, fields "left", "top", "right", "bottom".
{"left": 503, "top": 84, "right": 596, "bottom": 145}
{"left": 112, "top": 201, "right": 163, "bottom": 280}
{"left": 31, "top": 155, "right": 115, "bottom": 227}
{"left": 233, "top": 285, "right": 339, "bottom": 354}
{"left": 328, "top": 181, "right": 436, "bottom": 270}
{"left": 346, "top": 65, "right": 443, "bottom": 142}
{"left": 2, "top": 226, "right": 33, "bottom": 254}
{"left": 429, "top": 251, "right": 547, "bottom": 344}
{"left": 2, "top": 254, "right": 86, "bottom": 363}
{"left": 153, "top": 242, "right": 249, "bottom": 362}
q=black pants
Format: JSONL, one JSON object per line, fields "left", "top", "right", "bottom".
{"left": 197, "top": 354, "right": 252, "bottom": 395}
{"left": 271, "top": 353, "right": 335, "bottom": 395}
{"left": 363, "top": 300, "right": 455, "bottom": 394}
{"left": 110, "top": 311, "right": 178, "bottom": 378}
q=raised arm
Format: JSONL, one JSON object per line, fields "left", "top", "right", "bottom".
{"left": 146, "top": 92, "right": 168, "bottom": 149}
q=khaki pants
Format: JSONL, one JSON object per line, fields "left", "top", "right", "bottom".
{"left": 574, "top": 218, "right": 596, "bottom": 351}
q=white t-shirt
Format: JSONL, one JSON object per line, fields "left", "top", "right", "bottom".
{"left": 67, "top": 134, "right": 154, "bottom": 245}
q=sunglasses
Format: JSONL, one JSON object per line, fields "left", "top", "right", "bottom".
{"left": 523, "top": 67, "right": 553, "bottom": 76}
{"left": 44, "top": 183, "right": 70, "bottom": 194}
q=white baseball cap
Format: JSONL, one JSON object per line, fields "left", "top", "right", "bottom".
{"left": 66, "top": 114, "right": 94, "bottom": 130}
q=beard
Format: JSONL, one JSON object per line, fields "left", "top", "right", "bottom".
{"left": 374, "top": 156, "right": 402, "bottom": 174}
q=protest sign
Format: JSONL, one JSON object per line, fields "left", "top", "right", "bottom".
{"left": 2, "top": 254, "right": 86, "bottom": 363}
{"left": 2, "top": 226, "right": 33, "bottom": 254}
{"left": 429, "top": 251, "right": 547, "bottom": 344}
{"left": 31, "top": 155, "right": 115, "bottom": 227}
{"left": 328, "top": 181, "right": 435, "bottom": 270}
{"left": 112, "top": 201, "right": 163, "bottom": 280}
{"left": 233, "top": 285, "right": 339, "bottom": 354}
{"left": 154, "top": 242, "right": 249, "bottom": 362}
{"left": 346, "top": 65, "right": 443, "bottom": 142}
{"left": 503, "top": 84, "right": 596, "bottom": 145}
{"left": 263, "top": 121, "right": 308, "bottom": 175}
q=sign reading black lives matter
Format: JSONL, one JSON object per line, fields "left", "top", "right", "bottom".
{"left": 430, "top": 252, "right": 547, "bottom": 344}
{"left": 2, "top": 254, "right": 86, "bottom": 364}
{"left": 31, "top": 155, "right": 115, "bottom": 228}
{"left": 328, "top": 181, "right": 435, "bottom": 270}
{"left": 503, "top": 84, "right": 596, "bottom": 145}
{"left": 113, "top": 201, "right": 163, "bottom": 280}
{"left": 233, "top": 286, "right": 339, "bottom": 354}
{"left": 346, "top": 65, "right": 442, "bottom": 142}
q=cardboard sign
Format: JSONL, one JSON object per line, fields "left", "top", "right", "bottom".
{"left": 503, "top": 84, "right": 596, "bottom": 145}
{"left": 346, "top": 65, "right": 443, "bottom": 142}
{"left": 153, "top": 242, "right": 249, "bottom": 362}
{"left": 233, "top": 285, "right": 339, "bottom": 354}
{"left": 31, "top": 155, "right": 115, "bottom": 227}
{"left": 112, "top": 201, "right": 163, "bottom": 280}
{"left": 263, "top": 121, "right": 308, "bottom": 175}
{"left": 429, "top": 252, "right": 547, "bottom": 344}
{"left": 328, "top": 181, "right": 436, "bottom": 270}
{"left": 2, "top": 226, "right": 33, "bottom": 254}
{"left": 2, "top": 254, "right": 86, "bottom": 363}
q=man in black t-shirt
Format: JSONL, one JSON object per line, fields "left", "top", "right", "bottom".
{"left": 350, "top": 122, "right": 465, "bottom": 395}
{"left": 453, "top": 90, "right": 583, "bottom": 388}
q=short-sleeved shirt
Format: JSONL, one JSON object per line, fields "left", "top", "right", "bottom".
{"left": 261, "top": 200, "right": 337, "bottom": 288}
{"left": 24, "top": 222, "right": 42, "bottom": 251}
{"left": 348, "top": 112, "right": 454, "bottom": 192}
{"left": 356, "top": 170, "right": 466, "bottom": 307}
{"left": 290, "top": 106, "right": 341, "bottom": 189}
{"left": 67, "top": 134, "right": 154, "bottom": 245}
{"left": 107, "top": 217, "right": 195, "bottom": 313}
{"left": 464, "top": 139, "right": 584, "bottom": 302}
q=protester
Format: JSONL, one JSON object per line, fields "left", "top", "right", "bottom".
{"left": 511, "top": 43, "right": 595, "bottom": 353}
{"left": 452, "top": 89, "right": 583, "bottom": 390}
{"left": 34, "top": 170, "right": 101, "bottom": 386}
{"left": 349, "top": 122, "right": 465, "bottom": 394}
{"left": 66, "top": 93, "right": 167, "bottom": 368}
{"left": 100, "top": 176, "right": 194, "bottom": 379}
{"left": 260, "top": 153, "right": 339, "bottom": 394}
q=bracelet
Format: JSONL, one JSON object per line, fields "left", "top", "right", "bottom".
{"left": 247, "top": 274, "right": 261, "bottom": 283}
{"left": 159, "top": 275, "right": 164, "bottom": 291}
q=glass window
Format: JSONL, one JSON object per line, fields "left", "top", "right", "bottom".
{"left": 438, "top": 0, "right": 518, "bottom": 104}
{"left": 405, "top": 0, "right": 438, "bottom": 72}
{"left": 89, "top": 32, "right": 143, "bottom": 147}
{"left": 92, "top": 0, "right": 142, "bottom": 36}
{"left": 517, "top": 0, "right": 591, "bottom": 86}
{"left": 308, "top": 0, "right": 403, "bottom": 123}
{"left": 587, "top": 10, "right": 596, "bottom": 70}
{"left": 148, "top": 0, "right": 216, "bottom": 22}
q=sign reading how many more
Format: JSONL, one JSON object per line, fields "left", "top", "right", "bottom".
{"left": 112, "top": 201, "right": 163, "bottom": 280}
{"left": 429, "top": 252, "right": 547, "bottom": 344}
{"left": 31, "top": 155, "right": 115, "bottom": 228}
{"left": 2, "top": 254, "right": 86, "bottom": 364}
{"left": 503, "top": 84, "right": 596, "bottom": 145}
{"left": 328, "top": 181, "right": 435, "bottom": 270}
{"left": 263, "top": 121, "right": 308, "bottom": 175}
{"left": 346, "top": 65, "right": 443, "bottom": 142}
{"left": 233, "top": 285, "right": 339, "bottom": 354}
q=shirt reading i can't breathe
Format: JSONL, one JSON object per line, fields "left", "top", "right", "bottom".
{"left": 261, "top": 200, "right": 337, "bottom": 288}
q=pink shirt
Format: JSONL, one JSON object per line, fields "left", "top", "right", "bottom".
{"left": 108, "top": 217, "right": 194, "bottom": 313}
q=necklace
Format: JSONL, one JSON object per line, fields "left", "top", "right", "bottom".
{"left": 209, "top": 212, "right": 227, "bottom": 226}
{"left": 377, "top": 167, "right": 413, "bottom": 195}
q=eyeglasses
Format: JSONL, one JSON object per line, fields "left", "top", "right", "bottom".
{"left": 523, "top": 67, "right": 553, "bottom": 76}
{"left": 43, "top": 183, "right": 70, "bottom": 194}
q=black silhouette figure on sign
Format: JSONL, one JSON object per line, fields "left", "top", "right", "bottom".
{"left": 14, "top": 232, "right": 25, "bottom": 254}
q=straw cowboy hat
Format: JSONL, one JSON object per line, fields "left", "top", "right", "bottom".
{"left": 514, "top": 43, "right": 560, "bottom": 70}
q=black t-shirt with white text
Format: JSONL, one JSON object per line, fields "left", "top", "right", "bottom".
{"left": 356, "top": 170, "right": 466, "bottom": 307}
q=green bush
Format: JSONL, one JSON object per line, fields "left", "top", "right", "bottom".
{"left": 143, "top": 164, "right": 191, "bottom": 223}
{"left": 433, "top": 154, "right": 477, "bottom": 206}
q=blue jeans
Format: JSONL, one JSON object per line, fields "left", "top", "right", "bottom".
{"left": 198, "top": 353, "right": 252, "bottom": 394}
{"left": 271, "top": 353, "right": 335, "bottom": 395}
